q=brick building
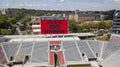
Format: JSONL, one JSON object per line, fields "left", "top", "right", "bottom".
{"left": 68, "top": 10, "right": 107, "bottom": 24}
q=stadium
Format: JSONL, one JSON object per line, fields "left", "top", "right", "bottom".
{"left": 0, "top": 11, "right": 120, "bottom": 67}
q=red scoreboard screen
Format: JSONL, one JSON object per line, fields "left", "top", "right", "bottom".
{"left": 41, "top": 20, "right": 68, "bottom": 34}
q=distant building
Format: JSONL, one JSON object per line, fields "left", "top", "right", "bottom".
{"left": 0, "top": 9, "right": 8, "bottom": 14}
{"left": 69, "top": 13, "right": 95, "bottom": 24}
{"left": 29, "top": 16, "right": 41, "bottom": 34}
{"left": 112, "top": 10, "right": 120, "bottom": 34}
{"left": 68, "top": 10, "right": 108, "bottom": 24}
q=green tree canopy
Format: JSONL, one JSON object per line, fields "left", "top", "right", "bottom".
{"left": 97, "top": 22, "right": 106, "bottom": 29}
{"left": 69, "top": 19, "right": 79, "bottom": 33}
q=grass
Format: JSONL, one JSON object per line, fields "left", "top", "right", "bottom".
{"left": 55, "top": 53, "right": 60, "bottom": 67}
{"left": 96, "top": 35, "right": 109, "bottom": 41}
{"left": 36, "top": 66, "right": 46, "bottom": 67}
{"left": 35, "top": 64, "right": 91, "bottom": 67}
{"left": 68, "top": 64, "right": 91, "bottom": 67}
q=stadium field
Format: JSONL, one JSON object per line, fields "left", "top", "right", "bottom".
{"left": 36, "top": 64, "right": 91, "bottom": 67}
{"left": 68, "top": 64, "right": 91, "bottom": 67}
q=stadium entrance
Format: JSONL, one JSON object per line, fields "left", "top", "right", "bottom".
{"left": 49, "top": 40, "right": 61, "bottom": 51}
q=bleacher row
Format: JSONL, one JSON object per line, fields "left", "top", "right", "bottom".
{"left": 101, "top": 34, "right": 120, "bottom": 67}
{"left": 49, "top": 51, "right": 54, "bottom": 66}
{"left": 0, "top": 46, "right": 7, "bottom": 67}
{"left": 0, "top": 41, "right": 48, "bottom": 67}
{"left": 61, "top": 35, "right": 120, "bottom": 67}
{"left": 0, "top": 34, "right": 120, "bottom": 67}
{"left": 0, "top": 40, "right": 103, "bottom": 67}
{"left": 62, "top": 40, "right": 104, "bottom": 65}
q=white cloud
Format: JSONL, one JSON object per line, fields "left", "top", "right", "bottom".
{"left": 113, "top": 0, "right": 120, "bottom": 4}
{"left": 114, "top": 0, "right": 120, "bottom": 1}
{"left": 58, "top": 3, "right": 62, "bottom": 6}
{"left": 17, "top": 3, "right": 49, "bottom": 8}
{"left": 114, "top": 0, "right": 120, "bottom": 2}
{"left": 60, "top": 0, "right": 64, "bottom": 2}
{"left": 1, "top": 2, "right": 10, "bottom": 8}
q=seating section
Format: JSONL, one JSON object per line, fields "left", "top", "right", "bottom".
{"left": 2, "top": 42, "right": 20, "bottom": 60}
{"left": 102, "top": 35, "right": 120, "bottom": 59}
{"left": 87, "top": 40, "right": 103, "bottom": 57}
{"left": 77, "top": 41, "right": 95, "bottom": 58}
{"left": 31, "top": 41, "right": 48, "bottom": 63}
{"left": 62, "top": 41, "right": 82, "bottom": 62}
{"left": 49, "top": 51, "right": 54, "bottom": 66}
{"left": 18, "top": 42, "right": 33, "bottom": 55}
{"left": 0, "top": 46, "right": 7, "bottom": 66}
{"left": 101, "top": 49, "right": 120, "bottom": 67}
{"left": 1, "top": 35, "right": 120, "bottom": 67}
{"left": 58, "top": 51, "right": 65, "bottom": 65}
{"left": 1, "top": 41, "right": 48, "bottom": 66}
{"left": 0, "top": 37, "right": 8, "bottom": 43}
{"left": 0, "top": 46, "right": 4, "bottom": 57}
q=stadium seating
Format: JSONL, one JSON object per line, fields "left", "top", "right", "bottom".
{"left": 0, "top": 46, "right": 7, "bottom": 66}
{"left": 1, "top": 41, "right": 49, "bottom": 66}
{"left": 18, "top": 42, "right": 33, "bottom": 56}
{"left": 62, "top": 41, "right": 82, "bottom": 63}
{"left": 49, "top": 51, "right": 54, "bottom": 66}
{"left": 0, "top": 34, "right": 120, "bottom": 67}
{"left": 2, "top": 42, "right": 20, "bottom": 60}
{"left": 102, "top": 35, "right": 120, "bottom": 59}
{"left": 58, "top": 51, "right": 65, "bottom": 65}
{"left": 87, "top": 40, "right": 103, "bottom": 57}
{"left": 0, "top": 37, "right": 8, "bottom": 43}
{"left": 31, "top": 41, "right": 48, "bottom": 63}
{"left": 77, "top": 41, "right": 95, "bottom": 58}
{"left": 101, "top": 49, "right": 120, "bottom": 67}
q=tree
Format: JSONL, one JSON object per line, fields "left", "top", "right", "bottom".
{"left": 0, "top": 29, "right": 12, "bottom": 35}
{"left": 21, "top": 17, "right": 31, "bottom": 25}
{"left": 80, "top": 23, "right": 91, "bottom": 32}
{"left": 101, "top": 10, "right": 115, "bottom": 20}
{"left": 0, "top": 15, "right": 11, "bottom": 29}
{"left": 105, "top": 20, "right": 112, "bottom": 29}
{"left": 20, "top": 17, "right": 31, "bottom": 31}
{"left": 97, "top": 22, "right": 106, "bottom": 29}
{"left": 69, "top": 19, "right": 79, "bottom": 33}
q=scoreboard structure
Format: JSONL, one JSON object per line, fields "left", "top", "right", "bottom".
{"left": 41, "top": 17, "right": 68, "bottom": 34}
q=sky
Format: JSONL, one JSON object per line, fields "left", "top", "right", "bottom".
{"left": 0, "top": 0, "right": 120, "bottom": 11}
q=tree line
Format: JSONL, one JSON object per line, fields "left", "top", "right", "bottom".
{"left": 0, "top": 8, "right": 114, "bottom": 35}
{"left": 69, "top": 19, "right": 112, "bottom": 33}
